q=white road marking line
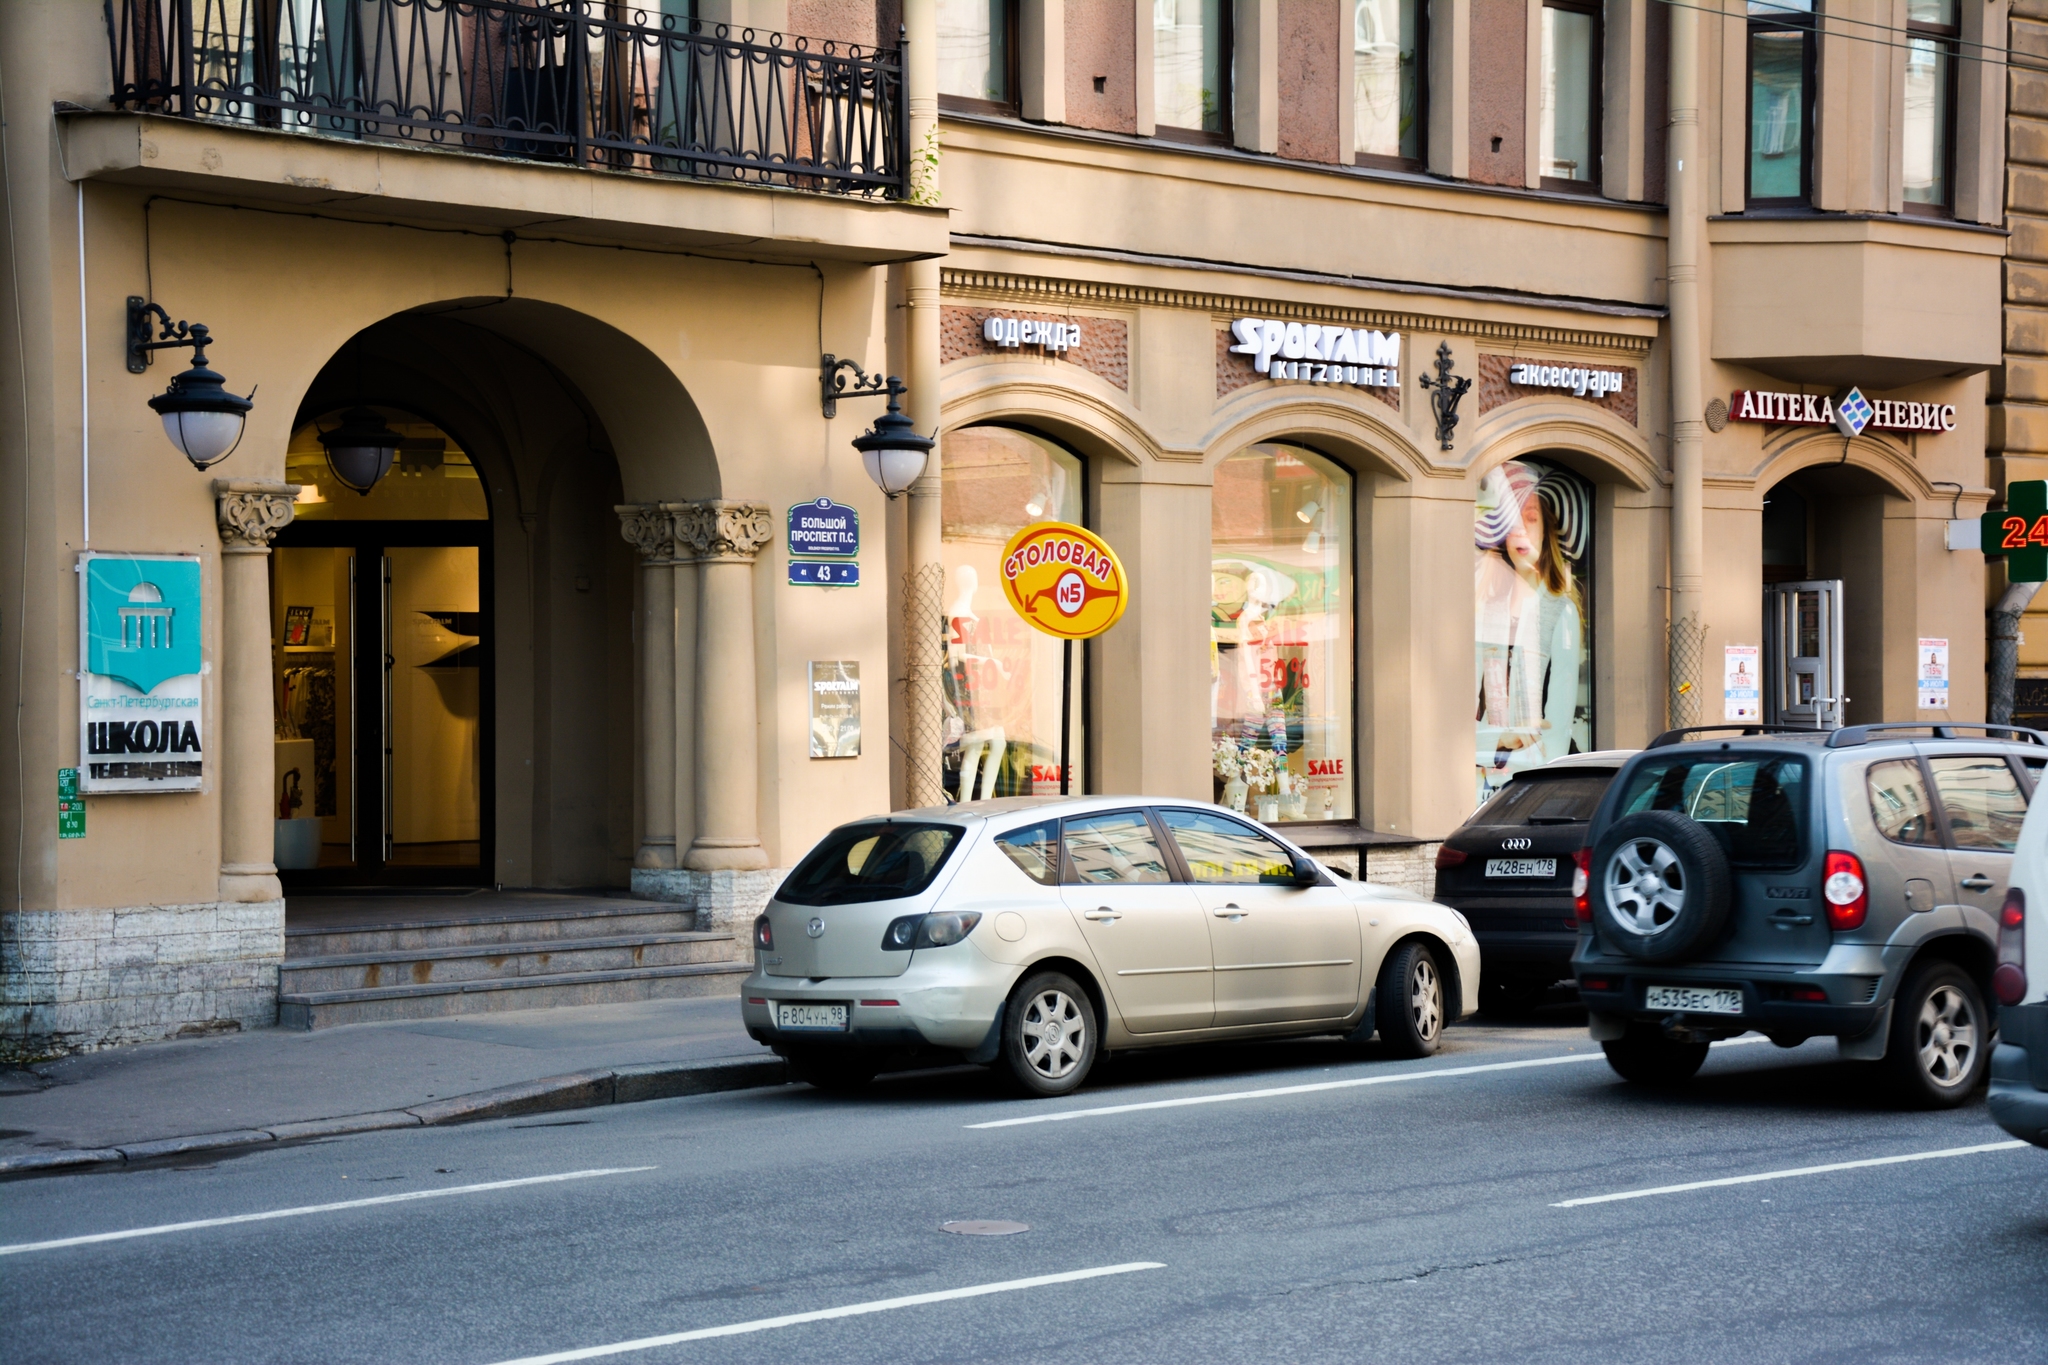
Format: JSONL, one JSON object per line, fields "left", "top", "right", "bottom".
{"left": 1551, "top": 1140, "right": 2030, "bottom": 1208}
{"left": 483, "top": 1262, "right": 1168, "bottom": 1365}
{"left": 966, "top": 1036, "right": 1774, "bottom": 1130}
{"left": 0, "top": 1167, "right": 656, "bottom": 1256}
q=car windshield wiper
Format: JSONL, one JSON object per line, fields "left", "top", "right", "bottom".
{"left": 1524, "top": 816, "right": 1584, "bottom": 825}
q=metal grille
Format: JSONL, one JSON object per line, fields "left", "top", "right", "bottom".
{"left": 1668, "top": 611, "right": 1706, "bottom": 731}
{"left": 902, "top": 562, "right": 947, "bottom": 809}
{"left": 107, "top": 0, "right": 906, "bottom": 198}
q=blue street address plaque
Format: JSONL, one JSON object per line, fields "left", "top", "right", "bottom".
{"left": 787, "top": 498, "right": 859, "bottom": 557}
{"left": 789, "top": 560, "right": 861, "bottom": 587}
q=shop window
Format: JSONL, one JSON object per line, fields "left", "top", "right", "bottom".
{"left": 286, "top": 412, "right": 488, "bottom": 521}
{"left": 1210, "top": 444, "right": 1354, "bottom": 826}
{"left": 1475, "top": 458, "right": 1594, "bottom": 805}
{"left": 1354, "top": 0, "right": 1425, "bottom": 168}
{"left": 941, "top": 426, "right": 1085, "bottom": 801}
{"left": 1539, "top": 0, "right": 1601, "bottom": 190}
{"left": 1904, "top": 0, "right": 1958, "bottom": 215}
{"left": 937, "top": 0, "right": 1017, "bottom": 113}
{"left": 1154, "top": 0, "right": 1230, "bottom": 142}
{"left": 1746, "top": 0, "right": 1816, "bottom": 206}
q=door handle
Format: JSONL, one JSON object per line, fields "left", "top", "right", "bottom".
{"left": 1961, "top": 874, "right": 1995, "bottom": 891}
{"left": 1082, "top": 908, "right": 1121, "bottom": 922}
{"left": 1213, "top": 904, "right": 1247, "bottom": 920}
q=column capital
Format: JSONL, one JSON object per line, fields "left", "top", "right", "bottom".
{"left": 614, "top": 503, "right": 675, "bottom": 561}
{"left": 213, "top": 481, "right": 300, "bottom": 554}
{"left": 676, "top": 500, "right": 774, "bottom": 563}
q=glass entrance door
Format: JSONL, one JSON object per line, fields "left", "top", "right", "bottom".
{"left": 1764, "top": 579, "right": 1844, "bottom": 730}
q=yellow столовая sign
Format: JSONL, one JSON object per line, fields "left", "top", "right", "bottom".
{"left": 999, "top": 521, "right": 1129, "bottom": 640}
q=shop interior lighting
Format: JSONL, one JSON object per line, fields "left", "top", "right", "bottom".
{"left": 317, "top": 338, "right": 402, "bottom": 495}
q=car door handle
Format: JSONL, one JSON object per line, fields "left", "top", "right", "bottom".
{"left": 1082, "top": 909, "right": 1121, "bottom": 922}
{"left": 1961, "top": 874, "right": 1995, "bottom": 891}
{"left": 1213, "top": 904, "right": 1247, "bottom": 919}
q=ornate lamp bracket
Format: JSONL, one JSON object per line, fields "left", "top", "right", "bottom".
{"left": 820, "top": 354, "right": 893, "bottom": 419}
{"left": 1416, "top": 341, "right": 1473, "bottom": 452}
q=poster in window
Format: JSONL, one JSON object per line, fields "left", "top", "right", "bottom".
{"left": 1474, "top": 458, "right": 1593, "bottom": 805}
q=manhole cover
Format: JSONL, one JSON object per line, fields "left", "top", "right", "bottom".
{"left": 940, "top": 1220, "right": 1029, "bottom": 1236}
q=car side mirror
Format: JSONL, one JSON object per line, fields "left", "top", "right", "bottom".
{"left": 1291, "top": 854, "right": 1319, "bottom": 885}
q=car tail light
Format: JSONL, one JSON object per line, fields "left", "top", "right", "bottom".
{"left": 1572, "top": 848, "right": 1592, "bottom": 922}
{"left": 1787, "top": 985, "right": 1828, "bottom": 1003}
{"left": 859, "top": 999, "right": 900, "bottom": 1007}
{"left": 753, "top": 915, "right": 773, "bottom": 951}
{"left": 1435, "top": 845, "right": 1468, "bottom": 870}
{"left": 1580, "top": 976, "right": 1612, "bottom": 992}
{"left": 1823, "top": 851, "right": 1868, "bottom": 931}
{"left": 881, "top": 911, "right": 983, "bottom": 951}
{"left": 1995, "top": 886, "right": 2027, "bottom": 1006}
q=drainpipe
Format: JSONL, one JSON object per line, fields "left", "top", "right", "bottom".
{"left": 1665, "top": 0, "right": 1705, "bottom": 727}
{"left": 902, "top": 0, "right": 947, "bottom": 808}
{"left": 1989, "top": 579, "right": 2041, "bottom": 725}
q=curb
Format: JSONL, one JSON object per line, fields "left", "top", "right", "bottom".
{"left": 0, "top": 1054, "right": 789, "bottom": 1181}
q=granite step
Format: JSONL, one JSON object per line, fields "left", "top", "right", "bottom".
{"left": 284, "top": 902, "right": 697, "bottom": 957}
{"left": 279, "top": 932, "right": 743, "bottom": 994}
{"left": 278, "top": 960, "right": 753, "bottom": 1029}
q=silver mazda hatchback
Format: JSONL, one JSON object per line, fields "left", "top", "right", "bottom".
{"left": 741, "top": 796, "right": 1481, "bottom": 1097}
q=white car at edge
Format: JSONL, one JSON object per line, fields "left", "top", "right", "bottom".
{"left": 740, "top": 796, "right": 1481, "bottom": 1097}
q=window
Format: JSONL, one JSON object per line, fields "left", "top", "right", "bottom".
{"left": 1927, "top": 756, "right": 2026, "bottom": 852}
{"left": 1471, "top": 769, "right": 1615, "bottom": 826}
{"left": 1354, "top": 0, "right": 1424, "bottom": 166}
{"left": 941, "top": 427, "right": 1084, "bottom": 799}
{"left": 1474, "top": 458, "right": 1593, "bottom": 804}
{"left": 1539, "top": 0, "right": 1600, "bottom": 189}
{"left": 1211, "top": 444, "right": 1354, "bottom": 825}
{"left": 1158, "top": 808, "right": 1297, "bottom": 884}
{"left": 1063, "top": 811, "right": 1173, "bottom": 885}
{"left": 937, "top": 0, "right": 1015, "bottom": 111}
{"left": 994, "top": 819, "right": 1061, "bottom": 886}
{"left": 1904, "top": 0, "right": 1958, "bottom": 214}
{"left": 1613, "top": 755, "right": 1809, "bottom": 867}
{"left": 1746, "top": 0, "right": 1816, "bottom": 205}
{"left": 1154, "top": 0, "right": 1229, "bottom": 141}
{"left": 1867, "top": 759, "right": 1940, "bottom": 846}
{"left": 776, "top": 823, "right": 962, "bottom": 905}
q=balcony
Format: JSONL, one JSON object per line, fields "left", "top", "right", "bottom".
{"left": 68, "top": 0, "right": 940, "bottom": 262}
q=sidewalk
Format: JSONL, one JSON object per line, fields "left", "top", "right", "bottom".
{"left": 0, "top": 994, "right": 776, "bottom": 1171}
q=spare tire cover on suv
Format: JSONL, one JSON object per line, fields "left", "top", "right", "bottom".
{"left": 1589, "top": 810, "right": 1732, "bottom": 963}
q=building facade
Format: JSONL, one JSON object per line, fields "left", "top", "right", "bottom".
{"left": 0, "top": 0, "right": 2004, "bottom": 1059}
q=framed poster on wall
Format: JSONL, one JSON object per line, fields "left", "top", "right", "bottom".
{"left": 77, "top": 552, "right": 205, "bottom": 794}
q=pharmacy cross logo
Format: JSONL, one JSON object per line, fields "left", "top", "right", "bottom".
{"left": 86, "top": 556, "right": 202, "bottom": 693}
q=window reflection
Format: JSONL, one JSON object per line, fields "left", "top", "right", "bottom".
{"left": 1354, "top": 0, "right": 1422, "bottom": 162}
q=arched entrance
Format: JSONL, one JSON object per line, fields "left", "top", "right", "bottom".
{"left": 1760, "top": 461, "right": 1904, "bottom": 728}
{"left": 274, "top": 310, "right": 638, "bottom": 888}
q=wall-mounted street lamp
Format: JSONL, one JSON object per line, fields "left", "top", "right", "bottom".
{"left": 128, "top": 297, "right": 255, "bottom": 470}
{"left": 316, "top": 338, "right": 402, "bottom": 495}
{"left": 821, "top": 355, "right": 934, "bottom": 499}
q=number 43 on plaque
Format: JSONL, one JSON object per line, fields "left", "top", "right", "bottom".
{"left": 789, "top": 561, "right": 860, "bottom": 587}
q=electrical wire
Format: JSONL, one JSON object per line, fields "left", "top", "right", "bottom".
{"left": 1654, "top": 0, "right": 2048, "bottom": 75}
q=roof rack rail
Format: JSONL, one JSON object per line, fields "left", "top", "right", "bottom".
{"left": 1646, "top": 724, "right": 1817, "bottom": 750}
{"left": 1824, "top": 722, "right": 2048, "bottom": 748}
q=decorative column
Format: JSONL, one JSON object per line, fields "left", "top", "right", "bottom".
{"left": 664, "top": 504, "right": 699, "bottom": 866}
{"left": 677, "top": 501, "right": 774, "bottom": 884}
{"left": 214, "top": 480, "right": 299, "bottom": 904}
{"left": 617, "top": 505, "right": 678, "bottom": 882}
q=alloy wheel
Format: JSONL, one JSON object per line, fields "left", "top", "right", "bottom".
{"left": 1021, "top": 988, "right": 1087, "bottom": 1081}
{"left": 1409, "top": 956, "right": 1443, "bottom": 1044}
{"left": 1913, "top": 983, "right": 1978, "bottom": 1089}
{"left": 1606, "top": 838, "right": 1687, "bottom": 935}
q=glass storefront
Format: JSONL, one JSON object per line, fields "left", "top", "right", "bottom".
{"left": 1210, "top": 444, "right": 1354, "bottom": 824}
{"left": 1474, "top": 456, "right": 1594, "bottom": 804}
{"left": 941, "top": 426, "right": 1085, "bottom": 800}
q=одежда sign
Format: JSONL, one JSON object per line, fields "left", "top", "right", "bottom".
{"left": 77, "top": 552, "right": 205, "bottom": 794}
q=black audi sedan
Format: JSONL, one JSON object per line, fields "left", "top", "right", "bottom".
{"left": 1434, "top": 752, "right": 1633, "bottom": 1014}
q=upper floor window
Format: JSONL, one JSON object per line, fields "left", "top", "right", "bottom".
{"left": 938, "top": 0, "right": 1016, "bottom": 112}
{"left": 1540, "top": 0, "right": 1601, "bottom": 189}
{"left": 1747, "top": 0, "right": 1816, "bottom": 205}
{"left": 1355, "top": 0, "right": 1425, "bottom": 167}
{"left": 1904, "top": 0, "right": 1958, "bottom": 213}
{"left": 1155, "top": 0, "right": 1230, "bottom": 141}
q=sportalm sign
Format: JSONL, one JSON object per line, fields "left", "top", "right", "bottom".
{"left": 77, "top": 553, "right": 206, "bottom": 793}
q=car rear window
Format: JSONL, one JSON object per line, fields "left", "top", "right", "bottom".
{"left": 776, "top": 823, "right": 962, "bottom": 906}
{"left": 1612, "top": 754, "right": 1809, "bottom": 868}
{"left": 1471, "top": 770, "right": 1614, "bottom": 826}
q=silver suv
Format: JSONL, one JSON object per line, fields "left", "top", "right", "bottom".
{"left": 1572, "top": 723, "right": 2042, "bottom": 1106}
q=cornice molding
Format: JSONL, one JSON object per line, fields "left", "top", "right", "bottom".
{"left": 940, "top": 268, "right": 1660, "bottom": 356}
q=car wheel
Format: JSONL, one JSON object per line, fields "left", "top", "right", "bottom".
{"left": 1376, "top": 941, "right": 1445, "bottom": 1058}
{"left": 1588, "top": 810, "right": 1733, "bottom": 963}
{"left": 784, "top": 1046, "right": 881, "bottom": 1094}
{"left": 1602, "top": 1023, "right": 1710, "bottom": 1085}
{"left": 998, "top": 971, "right": 1098, "bottom": 1098}
{"left": 1882, "top": 961, "right": 1989, "bottom": 1108}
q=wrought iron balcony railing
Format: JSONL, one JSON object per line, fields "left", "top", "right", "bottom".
{"left": 106, "top": 0, "right": 906, "bottom": 198}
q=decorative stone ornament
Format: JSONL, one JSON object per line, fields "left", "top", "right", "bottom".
{"left": 214, "top": 480, "right": 301, "bottom": 552}
{"left": 677, "top": 501, "right": 775, "bottom": 562}
{"left": 615, "top": 504, "right": 675, "bottom": 560}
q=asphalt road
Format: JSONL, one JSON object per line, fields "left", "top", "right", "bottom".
{"left": 5, "top": 1012, "right": 2045, "bottom": 1365}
